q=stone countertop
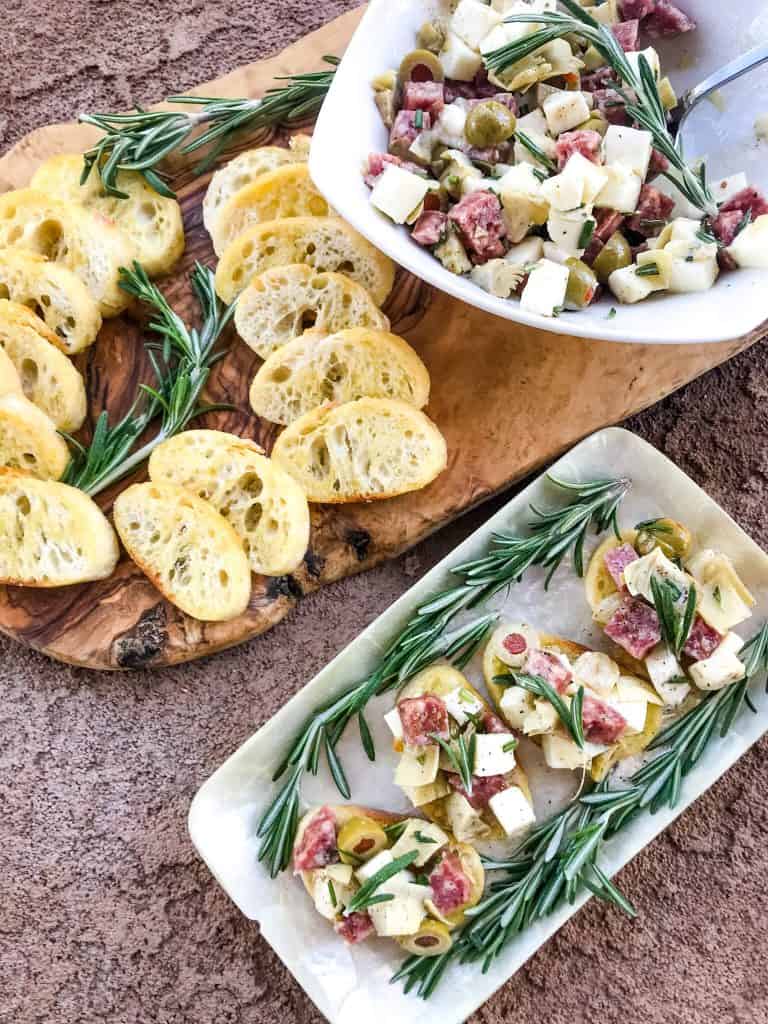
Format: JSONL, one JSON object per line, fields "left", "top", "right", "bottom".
{"left": 2, "top": 3, "right": 767, "bottom": 1022}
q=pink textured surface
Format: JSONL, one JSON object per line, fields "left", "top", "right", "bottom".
{"left": 1, "top": 4, "right": 768, "bottom": 1022}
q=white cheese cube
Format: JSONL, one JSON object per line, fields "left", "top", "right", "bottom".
{"left": 543, "top": 242, "right": 570, "bottom": 264}
{"left": 488, "top": 785, "right": 536, "bottom": 837}
{"left": 520, "top": 258, "right": 569, "bottom": 317}
{"left": 596, "top": 163, "right": 643, "bottom": 214}
{"left": 442, "top": 685, "right": 485, "bottom": 726}
{"left": 608, "top": 264, "right": 656, "bottom": 304}
{"left": 499, "top": 685, "right": 534, "bottom": 729}
{"left": 658, "top": 217, "right": 706, "bottom": 247}
{"left": 547, "top": 208, "right": 595, "bottom": 257}
{"left": 542, "top": 90, "right": 591, "bottom": 136}
{"left": 395, "top": 745, "right": 440, "bottom": 787}
{"left": 572, "top": 652, "right": 620, "bottom": 695}
{"left": 591, "top": 0, "right": 619, "bottom": 25}
{"left": 312, "top": 871, "right": 355, "bottom": 920}
{"left": 497, "top": 163, "right": 544, "bottom": 197}
{"left": 443, "top": 791, "right": 492, "bottom": 843}
{"left": 644, "top": 644, "right": 690, "bottom": 705}
{"left": 711, "top": 172, "right": 748, "bottom": 206}
{"left": 564, "top": 152, "right": 609, "bottom": 205}
{"left": 718, "top": 632, "right": 745, "bottom": 657}
{"left": 435, "top": 105, "right": 469, "bottom": 149}
{"left": 440, "top": 30, "right": 483, "bottom": 82}
{"left": 369, "top": 895, "right": 426, "bottom": 937}
{"left": 517, "top": 108, "right": 550, "bottom": 138}
{"left": 615, "top": 675, "right": 663, "bottom": 705}
{"left": 727, "top": 216, "right": 768, "bottom": 268}
{"left": 522, "top": 699, "right": 559, "bottom": 735}
{"left": 542, "top": 733, "right": 591, "bottom": 770}
{"left": 603, "top": 125, "right": 653, "bottom": 181}
{"left": 355, "top": 849, "right": 392, "bottom": 882}
{"left": 473, "top": 733, "right": 518, "bottom": 777}
{"left": 625, "top": 46, "right": 661, "bottom": 85}
{"left": 451, "top": 0, "right": 502, "bottom": 50}
{"left": 689, "top": 649, "right": 746, "bottom": 692}
{"left": 389, "top": 819, "right": 449, "bottom": 867}
{"left": 605, "top": 698, "right": 647, "bottom": 735}
{"left": 593, "top": 592, "right": 624, "bottom": 626}
{"left": 505, "top": 237, "right": 545, "bottom": 266}
{"left": 624, "top": 548, "right": 692, "bottom": 605}
{"left": 541, "top": 171, "right": 585, "bottom": 213}
{"left": 384, "top": 707, "right": 403, "bottom": 740}
{"left": 687, "top": 550, "right": 755, "bottom": 633}
{"left": 370, "top": 165, "right": 431, "bottom": 224}
{"left": 401, "top": 778, "right": 451, "bottom": 807}
{"left": 667, "top": 253, "right": 719, "bottom": 293}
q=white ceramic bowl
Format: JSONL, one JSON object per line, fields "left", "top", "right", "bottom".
{"left": 310, "top": 0, "right": 768, "bottom": 344}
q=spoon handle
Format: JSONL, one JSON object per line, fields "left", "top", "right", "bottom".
{"left": 677, "top": 41, "right": 768, "bottom": 135}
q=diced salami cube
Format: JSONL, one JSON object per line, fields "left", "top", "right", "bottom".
{"left": 612, "top": 19, "right": 640, "bottom": 51}
{"left": 556, "top": 129, "right": 604, "bottom": 171}
{"left": 604, "top": 597, "right": 662, "bottom": 659}
{"left": 398, "top": 694, "right": 450, "bottom": 747}
{"left": 592, "top": 89, "right": 630, "bottom": 126}
{"left": 713, "top": 187, "right": 768, "bottom": 244}
{"left": 428, "top": 851, "right": 473, "bottom": 915}
{"left": 403, "top": 81, "right": 445, "bottom": 121}
{"left": 648, "top": 147, "right": 670, "bottom": 179}
{"left": 644, "top": 1, "right": 696, "bottom": 38}
{"left": 620, "top": 0, "right": 656, "bottom": 17}
{"left": 411, "top": 210, "right": 448, "bottom": 247}
{"left": 334, "top": 911, "right": 374, "bottom": 944}
{"left": 581, "top": 67, "right": 620, "bottom": 93}
{"left": 581, "top": 694, "right": 627, "bottom": 745}
{"left": 683, "top": 616, "right": 724, "bottom": 662}
{"left": 594, "top": 208, "right": 626, "bottom": 241}
{"left": 449, "top": 190, "right": 507, "bottom": 263}
{"left": 626, "top": 185, "right": 676, "bottom": 236}
{"left": 293, "top": 806, "right": 339, "bottom": 873}
{"left": 713, "top": 210, "right": 746, "bottom": 247}
{"left": 604, "top": 543, "right": 640, "bottom": 588}
{"left": 447, "top": 771, "right": 508, "bottom": 810}
{"left": 482, "top": 710, "right": 509, "bottom": 734}
{"left": 524, "top": 648, "right": 572, "bottom": 694}
{"left": 389, "top": 109, "right": 432, "bottom": 158}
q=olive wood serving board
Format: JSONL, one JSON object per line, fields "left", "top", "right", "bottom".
{"left": 0, "top": 8, "right": 758, "bottom": 670}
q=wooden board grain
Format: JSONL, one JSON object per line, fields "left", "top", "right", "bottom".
{"left": 0, "top": 8, "right": 758, "bottom": 670}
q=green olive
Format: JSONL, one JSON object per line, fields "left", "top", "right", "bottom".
{"left": 398, "top": 49, "right": 445, "bottom": 85}
{"left": 635, "top": 518, "right": 693, "bottom": 560}
{"left": 565, "top": 258, "right": 598, "bottom": 310}
{"left": 337, "top": 817, "right": 388, "bottom": 864}
{"left": 592, "top": 231, "right": 632, "bottom": 285}
{"left": 464, "top": 101, "right": 517, "bottom": 148}
{"left": 577, "top": 114, "right": 609, "bottom": 137}
{"left": 396, "top": 919, "right": 453, "bottom": 957}
{"left": 416, "top": 20, "right": 446, "bottom": 55}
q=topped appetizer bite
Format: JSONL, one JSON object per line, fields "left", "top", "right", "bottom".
{"left": 293, "top": 804, "right": 484, "bottom": 953}
{"left": 364, "top": 0, "right": 768, "bottom": 317}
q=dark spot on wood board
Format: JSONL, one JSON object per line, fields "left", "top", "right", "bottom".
{"left": 303, "top": 550, "right": 324, "bottom": 578}
{"left": 112, "top": 605, "right": 168, "bottom": 669}
{"left": 346, "top": 529, "right": 371, "bottom": 562}
{"left": 266, "top": 575, "right": 303, "bottom": 601}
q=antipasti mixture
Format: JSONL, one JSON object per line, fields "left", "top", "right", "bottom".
{"left": 365, "top": 0, "right": 768, "bottom": 317}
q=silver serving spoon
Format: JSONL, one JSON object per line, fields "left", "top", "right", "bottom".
{"left": 670, "top": 41, "right": 768, "bottom": 140}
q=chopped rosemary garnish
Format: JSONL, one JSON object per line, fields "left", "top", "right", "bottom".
{"left": 63, "top": 262, "right": 235, "bottom": 496}
{"left": 328, "top": 880, "right": 337, "bottom": 908}
{"left": 578, "top": 218, "right": 596, "bottom": 250}
{"left": 650, "top": 576, "right": 697, "bottom": 657}
{"left": 256, "top": 476, "right": 630, "bottom": 876}
{"left": 713, "top": 585, "right": 722, "bottom": 607}
{"left": 414, "top": 109, "right": 424, "bottom": 130}
{"left": 392, "top": 625, "right": 768, "bottom": 999}
{"left": 502, "top": 739, "right": 518, "bottom": 754}
{"left": 498, "top": 673, "right": 585, "bottom": 748}
{"left": 79, "top": 57, "right": 339, "bottom": 198}
{"left": 432, "top": 731, "right": 476, "bottom": 795}
{"left": 383, "top": 821, "right": 407, "bottom": 842}
{"left": 414, "top": 831, "right": 438, "bottom": 845}
{"left": 339, "top": 849, "right": 363, "bottom": 865}
{"left": 696, "top": 225, "right": 719, "bottom": 246}
{"left": 635, "top": 518, "right": 674, "bottom": 535}
{"left": 344, "top": 851, "right": 419, "bottom": 915}
{"left": 607, "top": 307, "right": 617, "bottom": 320}
{"left": 515, "top": 130, "right": 557, "bottom": 174}
{"left": 635, "top": 262, "right": 660, "bottom": 277}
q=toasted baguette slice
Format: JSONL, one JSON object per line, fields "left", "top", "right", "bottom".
{"left": 272, "top": 397, "right": 447, "bottom": 503}
{"left": 0, "top": 300, "right": 87, "bottom": 431}
{"left": 0, "top": 469, "right": 119, "bottom": 586}
{"left": 113, "top": 482, "right": 252, "bottom": 621}
{"left": 0, "top": 250, "right": 102, "bottom": 354}
{"left": 31, "top": 155, "right": 185, "bottom": 277}
{"left": 212, "top": 164, "right": 330, "bottom": 254}
{"left": 0, "top": 347, "right": 21, "bottom": 396}
{"left": 202, "top": 136, "right": 310, "bottom": 236}
{"left": 0, "top": 393, "right": 70, "bottom": 480}
{"left": 234, "top": 265, "right": 389, "bottom": 359}
{"left": 249, "top": 328, "right": 430, "bottom": 426}
{"left": 148, "top": 430, "right": 310, "bottom": 577}
{"left": 215, "top": 216, "right": 395, "bottom": 305}
{"left": 0, "top": 189, "right": 135, "bottom": 316}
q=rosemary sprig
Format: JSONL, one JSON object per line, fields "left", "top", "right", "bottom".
{"left": 431, "top": 731, "right": 476, "bottom": 795}
{"left": 496, "top": 672, "right": 585, "bottom": 747}
{"left": 79, "top": 58, "right": 338, "bottom": 198}
{"left": 484, "top": 0, "right": 716, "bottom": 214}
{"left": 514, "top": 130, "right": 557, "bottom": 174}
{"left": 635, "top": 262, "right": 660, "bottom": 278}
{"left": 344, "top": 850, "right": 419, "bottom": 915}
{"left": 650, "top": 576, "right": 697, "bottom": 657}
{"left": 63, "top": 262, "right": 234, "bottom": 496}
{"left": 256, "top": 475, "right": 631, "bottom": 876}
{"left": 634, "top": 517, "right": 674, "bottom": 535}
{"left": 393, "top": 625, "right": 768, "bottom": 998}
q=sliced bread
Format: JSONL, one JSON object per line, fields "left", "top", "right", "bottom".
{"left": 211, "top": 164, "right": 330, "bottom": 254}
{"left": 249, "top": 328, "right": 430, "bottom": 426}
{"left": 202, "top": 135, "right": 310, "bottom": 236}
{"left": 113, "top": 482, "right": 252, "bottom": 621}
{"left": 31, "top": 154, "right": 185, "bottom": 277}
{"left": 0, "top": 392, "right": 70, "bottom": 480}
{"left": 148, "top": 430, "right": 310, "bottom": 577}
{"left": 271, "top": 397, "right": 447, "bottom": 503}
{"left": 0, "top": 250, "right": 102, "bottom": 354}
{"left": 0, "top": 189, "right": 135, "bottom": 316}
{"left": 0, "top": 347, "right": 21, "bottom": 396}
{"left": 0, "top": 469, "right": 119, "bottom": 586}
{"left": 215, "top": 216, "right": 395, "bottom": 305}
{"left": 0, "top": 300, "right": 87, "bottom": 431}
{"left": 233, "top": 265, "right": 389, "bottom": 359}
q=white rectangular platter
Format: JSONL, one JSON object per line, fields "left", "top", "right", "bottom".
{"left": 189, "top": 427, "right": 768, "bottom": 1024}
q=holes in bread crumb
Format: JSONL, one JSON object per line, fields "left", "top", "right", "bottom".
{"left": 265, "top": 245, "right": 275, "bottom": 257}
{"left": 16, "top": 496, "right": 30, "bottom": 516}
{"left": 245, "top": 502, "right": 263, "bottom": 531}
{"left": 65, "top": 317, "right": 76, "bottom": 328}
{"left": 8, "top": 227, "right": 23, "bottom": 245}
{"left": 311, "top": 275, "right": 327, "bottom": 290}
{"left": 337, "top": 261, "right": 354, "bottom": 274}
{"left": 40, "top": 294, "right": 51, "bottom": 307}
{"left": 219, "top": 570, "right": 229, "bottom": 587}
{"left": 129, "top": 521, "right": 140, "bottom": 530}
{"left": 309, "top": 438, "right": 329, "bottom": 477}
{"left": 0, "top": 285, "right": 8, "bottom": 300}
{"left": 22, "top": 452, "right": 37, "bottom": 465}
{"left": 306, "top": 243, "right": 316, "bottom": 256}
{"left": 241, "top": 242, "right": 254, "bottom": 259}
{"left": 267, "top": 517, "right": 279, "bottom": 533}
{"left": 239, "top": 473, "right": 263, "bottom": 498}
{"left": 270, "top": 365, "right": 291, "bottom": 384}
{"left": 2, "top": 207, "right": 16, "bottom": 219}
{"left": 137, "top": 202, "right": 156, "bottom": 225}
{"left": 233, "top": 269, "right": 243, "bottom": 283}
{"left": 309, "top": 197, "right": 327, "bottom": 216}
{"left": 300, "top": 310, "right": 317, "bottom": 331}
{"left": 21, "top": 359, "right": 38, "bottom": 393}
